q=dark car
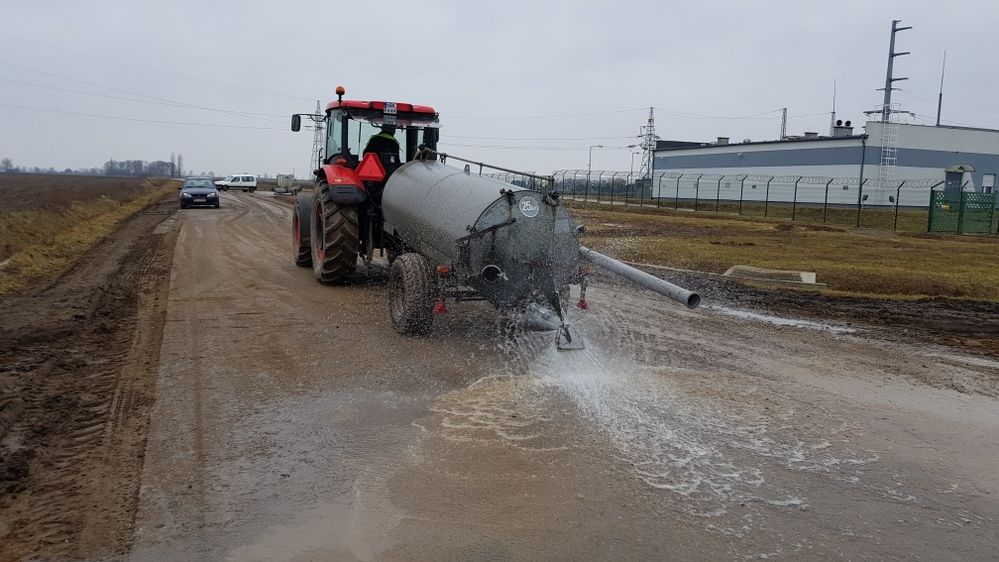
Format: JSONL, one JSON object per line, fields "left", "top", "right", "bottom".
{"left": 179, "top": 178, "right": 220, "bottom": 209}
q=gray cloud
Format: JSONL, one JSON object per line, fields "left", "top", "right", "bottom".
{"left": 1, "top": 0, "right": 996, "bottom": 175}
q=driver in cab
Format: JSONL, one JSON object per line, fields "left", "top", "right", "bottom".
{"left": 364, "top": 125, "right": 400, "bottom": 159}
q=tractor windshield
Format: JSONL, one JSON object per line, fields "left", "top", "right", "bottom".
{"left": 325, "top": 109, "right": 438, "bottom": 167}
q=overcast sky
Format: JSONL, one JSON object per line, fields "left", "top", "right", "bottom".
{"left": 2, "top": 0, "right": 997, "bottom": 177}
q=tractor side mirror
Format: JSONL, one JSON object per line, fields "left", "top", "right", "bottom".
{"left": 291, "top": 114, "right": 301, "bottom": 132}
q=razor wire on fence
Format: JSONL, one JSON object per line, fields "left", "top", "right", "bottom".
{"left": 549, "top": 169, "right": 998, "bottom": 234}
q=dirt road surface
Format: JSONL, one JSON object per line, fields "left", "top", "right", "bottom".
{"left": 5, "top": 191, "right": 999, "bottom": 560}
{"left": 127, "top": 191, "right": 999, "bottom": 561}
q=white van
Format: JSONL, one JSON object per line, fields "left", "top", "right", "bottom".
{"left": 215, "top": 174, "right": 257, "bottom": 192}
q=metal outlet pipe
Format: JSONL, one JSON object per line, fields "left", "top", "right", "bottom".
{"left": 579, "top": 246, "right": 701, "bottom": 309}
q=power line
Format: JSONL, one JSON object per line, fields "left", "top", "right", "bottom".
{"left": 900, "top": 88, "right": 999, "bottom": 116}
{"left": 447, "top": 106, "right": 793, "bottom": 121}
{"left": 447, "top": 134, "right": 637, "bottom": 141}
{"left": 448, "top": 107, "right": 648, "bottom": 120}
{"left": 0, "top": 60, "right": 286, "bottom": 123}
{"left": 439, "top": 142, "right": 597, "bottom": 151}
{"left": 0, "top": 102, "right": 287, "bottom": 130}
{"left": 0, "top": 77, "right": 286, "bottom": 124}
{"left": 655, "top": 107, "right": 782, "bottom": 120}
{"left": 0, "top": 31, "right": 315, "bottom": 102}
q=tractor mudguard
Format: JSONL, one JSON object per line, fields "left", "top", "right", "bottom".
{"left": 329, "top": 184, "right": 367, "bottom": 205}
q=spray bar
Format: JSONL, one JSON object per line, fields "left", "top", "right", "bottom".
{"left": 579, "top": 246, "right": 701, "bottom": 309}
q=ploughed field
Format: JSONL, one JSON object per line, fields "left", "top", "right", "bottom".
{"left": 0, "top": 174, "right": 175, "bottom": 294}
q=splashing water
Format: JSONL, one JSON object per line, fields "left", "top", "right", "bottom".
{"left": 429, "top": 289, "right": 879, "bottom": 532}
{"left": 522, "top": 338, "right": 877, "bottom": 526}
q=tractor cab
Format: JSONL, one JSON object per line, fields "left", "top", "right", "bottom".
{"left": 324, "top": 99, "right": 440, "bottom": 175}
{"left": 289, "top": 86, "right": 442, "bottom": 283}
{"left": 292, "top": 86, "right": 440, "bottom": 181}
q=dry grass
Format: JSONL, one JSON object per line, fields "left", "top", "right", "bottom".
{"left": 0, "top": 175, "right": 176, "bottom": 295}
{"left": 567, "top": 202, "right": 999, "bottom": 302}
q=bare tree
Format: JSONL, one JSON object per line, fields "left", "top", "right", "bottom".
{"left": 1, "top": 157, "right": 12, "bottom": 173}
{"left": 170, "top": 152, "right": 176, "bottom": 178}
{"left": 177, "top": 154, "right": 184, "bottom": 177}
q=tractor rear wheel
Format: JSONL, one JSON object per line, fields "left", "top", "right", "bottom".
{"left": 388, "top": 253, "right": 436, "bottom": 335}
{"left": 293, "top": 194, "right": 313, "bottom": 267}
{"left": 311, "top": 182, "right": 359, "bottom": 282}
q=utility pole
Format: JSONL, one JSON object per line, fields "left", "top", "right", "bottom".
{"left": 879, "top": 19, "right": 911, "bottom": 123}
{"left": 862, "top": 20, "right": 912, "bottom": 189}
{"left": 936, "top": 51, "right": 947, "bottom": 126}
{"left": 309, "top": 100, "right": 325, "bottom": 173}
{"left": 780, "top": 107, "right": 787, "bottom": 140}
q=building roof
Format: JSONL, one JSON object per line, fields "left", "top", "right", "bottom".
{"left": 655, "top": 134, "right": 867, "bottom": 153}
{"left": 904, "top": 122, "right": 999, "bottom": 135}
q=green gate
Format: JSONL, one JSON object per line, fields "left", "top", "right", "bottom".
{"left": 928, "top": 191, "right": 996, "bottom": 234}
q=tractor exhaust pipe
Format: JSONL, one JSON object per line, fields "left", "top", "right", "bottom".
{"left": 579, "top": 246, "right": 700, "bottom": 309}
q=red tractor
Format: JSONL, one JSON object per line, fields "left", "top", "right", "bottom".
{"left": 290, "top": 86, "right": 440, "bottom": 281}
{"left": 289, "top": 87, "right": 699, "bottom": 344}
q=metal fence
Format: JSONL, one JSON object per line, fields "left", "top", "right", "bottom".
{"left": 548, "top": 170, "right": 999, "bottom": 234}
{"left": 928, "top": 191, "right": 997, "bottom": 234}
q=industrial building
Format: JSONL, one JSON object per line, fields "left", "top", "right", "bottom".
{"left": 652, "top": 121, "right": 999, "bottom": 206}
{"left": 649, "top": 18, "right": 999, "bottom": 208}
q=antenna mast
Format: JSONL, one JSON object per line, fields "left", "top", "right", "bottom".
{"left": 780, "top": 107, "right": 787, "bottom": 140}
{"left": 936, "top": 51, "right": 947, "bottom": 126}
{"left": 829, "top": 80, "right": 837, "bottom": 135}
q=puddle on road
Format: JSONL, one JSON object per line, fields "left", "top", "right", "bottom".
{"left": 428, "top": 330, "right": 880, "bottom": 536}
{"left": 706, "top": 305, "right": 856, "bottom": 333}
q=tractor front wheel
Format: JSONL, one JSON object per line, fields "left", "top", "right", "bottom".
{"left": 311, "top": 182, "right": 359, "bottom": 283}
{"left": 293, "top": 194, "right": 313, "bottom": 267}
{"left": 388, "top": 253, "right": 436, "bottom": 335}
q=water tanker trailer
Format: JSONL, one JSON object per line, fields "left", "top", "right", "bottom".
{"left": 289, "top": 87, "right": 699, "bottom": 349}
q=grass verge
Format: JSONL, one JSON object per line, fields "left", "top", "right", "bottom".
{"left": 566, "top": 202, "right": 999, "bottom": 302}
{"left": 0, "top": 179, "right": 176, "bottom": 295}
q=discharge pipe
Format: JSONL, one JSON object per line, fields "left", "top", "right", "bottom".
{"left": 579, "top": 246, "right": 701, "bottom": 309}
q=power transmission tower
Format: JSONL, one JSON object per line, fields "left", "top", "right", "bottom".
{"left": 780, "top": 107, "right": 787, "bottom": 140}
{"left": 877, "top": 20, "right": 911, "bottom": 124}
{"left": 309, "top": 100, "right": 325, "bottom": 174}
{"left": 864, "top": 20, "right": 913, "bottom": 191}
{"left": 638, "top": 107, "right": 658, "bottom": 180}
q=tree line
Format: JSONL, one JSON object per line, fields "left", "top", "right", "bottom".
{"left": 0, "top": 153, "right": 186, "bottom": 177}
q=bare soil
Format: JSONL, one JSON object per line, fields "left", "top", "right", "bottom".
{"left": 626, "top": 268, "right": 999, "bottom": 361}
{"left": 0, "top": 194, "right": 177, "bottom": 561}
{"left": 0, "top": 174, "right": 160, "bottom": 214}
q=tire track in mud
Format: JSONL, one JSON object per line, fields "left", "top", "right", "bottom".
{"left": 0, "top": 200, "right": 178, "bottom": 562}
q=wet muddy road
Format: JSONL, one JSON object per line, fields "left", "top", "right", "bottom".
{"left": 128, "top": 192, "right": 998, "bottom": 561}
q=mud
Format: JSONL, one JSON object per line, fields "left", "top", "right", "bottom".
{"left": 2, "top": 191, "right": 998, "bottom": 561}
{"left": 640, "top": 267, "right": 999, "bottom": 361}
{"left": 0, "top": 195, "right": 177, "bottom": 561}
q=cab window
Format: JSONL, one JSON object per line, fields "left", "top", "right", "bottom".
{"left": 326, "top": 113, "right": 344, "bottom": 159}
